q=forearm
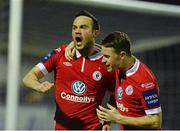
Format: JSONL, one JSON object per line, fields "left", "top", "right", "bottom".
{"left": 115, "top": 113, "right": 162, "bottom": 129}
{"left": 23, "top": 67, "right": 44, "bottom": 91}
{"left": 23, "top": 71, "right": 42, "bottom": 91}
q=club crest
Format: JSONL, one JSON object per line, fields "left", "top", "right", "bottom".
{"left": 92, "top": 71, "right": 102, "bottom": 81}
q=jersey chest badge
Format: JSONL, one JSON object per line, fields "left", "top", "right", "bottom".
{"left": 92, "top": 70, "right": 102, "bottom": 81}
{"left": 117, "top": 86, "right": 123, "bottom": 100}
{"left": 125, "top": 85, "right": 134, "bottom": 95}
{"left": 71, "top": 80, "right": 86, "bottom": 95}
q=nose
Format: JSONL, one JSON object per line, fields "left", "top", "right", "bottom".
{"left": 75, "top": 32, "right": 81, "bottom": 35}
{"left": 101, "top": 57, "right": 106, "bottom": 64}
{"left": 75, "top": 27, "right": 81, "bottom": 34}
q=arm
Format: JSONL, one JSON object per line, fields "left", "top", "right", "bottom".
{"left": 23, "top": 66, "right": 54, "bottom": 93}
{"left": 65, "top": 41, "right": 76, "bottom": 61}
{"left": 97, "top": 104, "right": 162, "bottom": 129}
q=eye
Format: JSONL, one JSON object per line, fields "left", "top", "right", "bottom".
{"left": 104, "top": 55, "right": 110, "bottom": 58}
{"left": 80, "top": 25, "right": 88, "bottom": 29}
{"left": 72, "top": 25, "right": 77, "bottom": 30}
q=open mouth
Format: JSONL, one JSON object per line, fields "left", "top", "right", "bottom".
{"left": 75, "top": 37, "right": 82, "bottom": 46}
{"left": 106, "top": 64, "right": 111, "bottom": 69}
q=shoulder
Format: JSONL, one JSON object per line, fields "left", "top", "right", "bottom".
{"left": 127, "top": 58, "right": 156, "bottom": 82}
{"left": 138, "top": 62, "right": 157, "bottom": 82}
{"left": 41, "top": 44, "right": 68, "bottom": 63}
{"left": 54, "top": 44, "right": 68, "bottom": 54}
{"left": 128, "top": 61, "right": 158, "bottom": 91}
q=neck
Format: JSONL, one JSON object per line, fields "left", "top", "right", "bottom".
{"left": 123, "top": 55, "right": 135, "bottom": 71}
{"left": 79, "top": 49, "right": 95, "bottom": 57}
{"left": 79, "top": 42, "right": 96, "bottom": 57}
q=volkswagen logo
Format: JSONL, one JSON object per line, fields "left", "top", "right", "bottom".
{"left": 72, "top": 80, "right": 86, "bottom": 95}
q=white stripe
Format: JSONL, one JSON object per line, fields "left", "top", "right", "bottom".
{"left": 126, "top": 58, "right": 140, "bottom": 77}
{"left": 145, "top": 106, "right": 162, "bottom": 115}
{"left": 81, "top": 57, "right": 85, "bottom": 72}
{"left": 89, "top": 44, "right": 102, "bottom": 61}
{"left": 36, "top": 63, "right": 48, "bottom": 75}
{"left": 75, "top": 50, "right": 81, "bottom": 58}
{"left": 89, "top": 53, "right": 102, "bottom": 61}
{"left": 57, "top": 0, "right": 180, "bottom": 17}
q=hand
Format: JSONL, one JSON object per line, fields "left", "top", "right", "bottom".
{"left": 65, "top": 41, "right": 76, "bottom": 61}
{"left": 102, "top": 122, "right": 111, "bottom": 131}
{"left": 37, "top": 81, "right": 54, "bottom": 93}
{"left": 96, "top": 103, "right": 119, "bottom": 123}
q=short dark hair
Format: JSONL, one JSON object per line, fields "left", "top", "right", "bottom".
{"left": 74, "top": 10, "right": 100, "bottom": 30}
{"left": 101, "top": 31, "right": 131, "bottom": 56}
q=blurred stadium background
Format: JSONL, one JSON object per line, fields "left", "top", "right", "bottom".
{"left": 0, "top": 0, "right": 180, "bottom": 129}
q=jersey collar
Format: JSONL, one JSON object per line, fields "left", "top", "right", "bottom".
{"left": 126, "top": 58, "right": 140, "bottom": 77}
{"left": 75, "top": 46, "right": 102, "bottom": 61}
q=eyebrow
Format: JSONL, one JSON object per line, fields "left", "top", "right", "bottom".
{"left": 73, "top": 24, "right": 88, "bottom": 27}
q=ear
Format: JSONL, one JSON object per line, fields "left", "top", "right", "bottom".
{"left": 93, "top": 30, "right": 100, "bottom": 38}
{"left": 120, "top": 51, "right": 126, "bottom": 59}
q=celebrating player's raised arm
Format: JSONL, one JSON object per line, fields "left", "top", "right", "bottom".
{"left": 23, "top": 66, "right": 54, "bottom": 93}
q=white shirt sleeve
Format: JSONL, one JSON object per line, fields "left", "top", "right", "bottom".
{"left": 145, "top": 106, "right": 162, "bottom": 115}
{"left": 36, "top": 63, "right": 48, "bottom": 75}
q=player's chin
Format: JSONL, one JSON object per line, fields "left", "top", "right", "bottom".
{"left": 76, "top": 45, "right": 84, "bottom": 50}
{"left": 107, "top": 66, "right": 113, "bottom": 72}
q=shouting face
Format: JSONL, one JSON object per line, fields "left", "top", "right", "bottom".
{"left": 72, "top": 16, "right": 97, "bottom": 51}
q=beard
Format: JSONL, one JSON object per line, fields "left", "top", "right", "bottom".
{"left": 77, "top": 41, "right": 94, "bottom": 57}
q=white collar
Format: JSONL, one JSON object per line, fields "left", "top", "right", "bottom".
{"left": 126, "top": 58, "right": 140, "bottom": 77}
{"left": 75, "top": 50, "right": 81, "bottom": 58}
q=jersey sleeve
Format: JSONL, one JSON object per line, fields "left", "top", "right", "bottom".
{"left": 140, "top": 82, "right": 161, "bottom": 115}
{"left": 36, "top": 44, "right": 67, "bottom": 75}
